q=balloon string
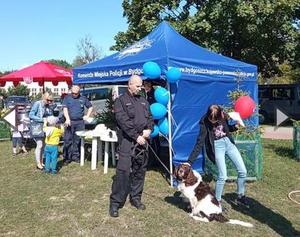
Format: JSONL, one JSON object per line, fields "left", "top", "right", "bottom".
{"left": 159, "top": 133, "right": 175, "bottom": 155}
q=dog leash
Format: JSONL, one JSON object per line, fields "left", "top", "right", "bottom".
{"left": 131, "top": 140, "right": 192, "bottom": 177}
{"left": 146, "top": 140, "right": 172, "bottom": 175}
{"left": 288, "top": 190, "right": 300, "bottom": 205}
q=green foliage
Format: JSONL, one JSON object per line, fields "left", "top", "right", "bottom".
{"left": 227, "top": 88, "right": 249, "bottom": 104}
{"left": 0, "top": 70, "right": 13, "bottom": 77}
{"left": 113, "top": 0, "right": 300, "bottom": 80}
{"left": 46, "top": 59, "right": 72, "bottom": 69}
{"left": 292, "top": 118, "right": 300, "bottom": 127}
{"left": 6, "top": 85, "right": 30, "bottom": 97}
{"left": 94, "top": 91, "right": 116, "bottom": 129}
{"left": 0, "top": 88, "right": 7, "bottom": 98}
{"left": 30, "top": 92, "right": 43, "bottom": 101}
{"left": 225, "top": 74, "right": 262, "bottom": 140}
{"left": 265, "top": 62, "right": 300, "bottom": 84}
{"left": 0, "top": 121, "right": 11, "bottom": 140}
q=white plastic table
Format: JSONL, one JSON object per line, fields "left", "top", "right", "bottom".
{"left": 76, "top": 130, "right": 118, "bottom": 173}
{"left": 99, "top": 132, "right": 118, "bottom": 173}
{"left": 75, "top": 130, "right": 91, "bottom": 167}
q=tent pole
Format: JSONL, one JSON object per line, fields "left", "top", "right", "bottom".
{"left": 167, "top": 82, "right": 173, "bottom": 187}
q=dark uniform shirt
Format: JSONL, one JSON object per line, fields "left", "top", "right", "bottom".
{"left": 146, "top": 88, "right": 156, "bottom": 105}
{"left": 114, "top": 91, "right": 153, "bottom": 141}
{"left": 62, "top": 94, "right": 92, "bottom": 121}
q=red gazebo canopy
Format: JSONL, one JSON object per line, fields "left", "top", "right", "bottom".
{"left": 0, "top": 61, "right": 73, "bottom": 86}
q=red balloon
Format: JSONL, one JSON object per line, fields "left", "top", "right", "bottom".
{"left": 234, "top": 95, "right": 256, "bottom": 119}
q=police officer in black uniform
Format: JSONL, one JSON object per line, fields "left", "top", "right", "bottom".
{"left": 109, "top": 75, "right": 153, "bottom": 218}
{"left": 62, "top": 84, "right": 93, "bottom": 164}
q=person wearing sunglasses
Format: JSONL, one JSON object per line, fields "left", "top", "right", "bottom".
{"left": 62, "top": 84, "right": 93, "bottom": 165}
{"left": 29, "top": 91, "right": 54, "bottom": 170}
{"left": 187, "top": 104, "right": 250, "bottom": 208}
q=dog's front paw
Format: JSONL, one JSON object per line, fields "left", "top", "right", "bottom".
{"left": 185, "top": 204, "right": 192, "bottom": 213}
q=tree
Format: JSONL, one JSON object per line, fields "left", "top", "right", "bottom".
{"left": 112, "top": 0, "right": 300, "bottom": 81}
{"left": 7, "top": 85, "right": 30, "bottom": 97}
{"left": 0, "top": 70, "right": 14, "bottom": 77}
{"left": 94, "top": 90, "right": 116, "bottom": 129}
{"left": 46, "top": 59, "right": 72, "bottom": 69}
{"left": 72, "top": 35, "right": 102, "bottom": 67}
{"left": 0, "top": 88, "right": 7, "bottom": 98}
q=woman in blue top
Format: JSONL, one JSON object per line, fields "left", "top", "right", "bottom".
{"left": 29, "top": 91, "right": 54, "bottom": 170}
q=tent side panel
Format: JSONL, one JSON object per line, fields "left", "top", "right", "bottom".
{"left": 171, "top": 78, "right": 258, "bottom": 174}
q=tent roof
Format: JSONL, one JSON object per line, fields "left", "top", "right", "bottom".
{"left": 1, "top": 61, "right": 72, "bottom": 83}
{"left": 73, "top": 21, "right": 257, "bottom": 84}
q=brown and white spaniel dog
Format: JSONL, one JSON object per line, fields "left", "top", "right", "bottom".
{"left": 174, "top": 163, "right": 253, "bottom": 227}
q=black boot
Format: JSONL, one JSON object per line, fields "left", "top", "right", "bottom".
{"left": 130, "top": 200, "right": 146, "bottom": 210}
{"left": 109, "top": 205, "right": 119, "bottom": 217}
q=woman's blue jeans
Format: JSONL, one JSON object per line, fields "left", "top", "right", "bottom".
{"left": 214, "top": 137, "right": 247, "bottom": 201}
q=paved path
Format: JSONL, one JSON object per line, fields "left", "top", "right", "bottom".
{"left": 262, "top": 126, "right": 293, "bottom": 140}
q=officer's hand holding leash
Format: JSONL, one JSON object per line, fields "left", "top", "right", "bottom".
{"left": 137, "top": 135, "right": 146, "bottom": 145}
{"left": 142, "top": 129, "right": 152, "bottom": 139}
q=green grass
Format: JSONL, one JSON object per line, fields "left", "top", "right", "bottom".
{"left": 0, "top": 139, "right": 299, "bottom": 237}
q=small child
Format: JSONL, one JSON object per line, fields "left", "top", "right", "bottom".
{"left": 43, "top": 116, "right": 64, "bottom": 174}
{"left": 11, "top": 124, "right": 28, "bottom": 156}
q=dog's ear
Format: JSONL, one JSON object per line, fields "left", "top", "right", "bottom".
{"left": 173, "top": 166, "right": 178, "bottom": 178}
{"left": 185, "top": 168, "right": 198, "bottom": 186}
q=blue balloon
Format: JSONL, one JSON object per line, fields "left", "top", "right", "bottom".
{"left": 154, "top": 86, "right": 169, "bottom": 106}
{"left": 166, "top": 67, "right": 181, "bottom": 83}
{"left": 150, "top": 103, "right": 167, "bottom": 120}
{"left": 150, "top": 124, "right": 159, "bottom": 138}
{"left": 143, "top": 61, "right": 161, "bottom": 79}
{"left": 158, "top": 118, "right": 169, "bottom": 136}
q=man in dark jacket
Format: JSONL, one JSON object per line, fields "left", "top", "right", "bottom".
{"left": 109, "top": 75, "right": 154, "bottom": 218}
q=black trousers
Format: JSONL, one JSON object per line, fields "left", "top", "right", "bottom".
{"left": 110, "top": 143, "right": 149, "bottom": 208}
{"left": 63, "top": 120, "right": 84, "bottom": 162}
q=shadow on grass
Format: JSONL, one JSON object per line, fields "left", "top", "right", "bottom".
{"left": 274, "top": 147, "right": 294, "bottom": 159}
{"left": 264, "top": 143, "right": 295, "bottom": 160}
{"left": 164, "top": 191, "right": 191, "bottom": 213}
{"left": 223, "top": 193, "right": 300, "bottom": 237}
{"left": 56, "top": 159, "right": 64, "bottom": 172}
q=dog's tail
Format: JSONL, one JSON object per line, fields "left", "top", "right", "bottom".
{"left": 227, "top": 219, "right": 253, "bottom": 228}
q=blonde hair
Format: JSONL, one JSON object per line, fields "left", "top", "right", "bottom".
{"left": 42, "top": 91, "right": 53, "bottom": 100}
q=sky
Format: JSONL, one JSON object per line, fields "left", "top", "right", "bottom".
{"left": 0, "top": 0, "right": 128, "bottom": 71}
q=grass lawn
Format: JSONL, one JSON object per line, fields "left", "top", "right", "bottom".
{"left": 0, "top": 139, "right": 299, "bottom": 237}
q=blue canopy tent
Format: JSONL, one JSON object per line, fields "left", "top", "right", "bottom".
{"left": 73, "top": 21, "right": 258, "bottom": 185}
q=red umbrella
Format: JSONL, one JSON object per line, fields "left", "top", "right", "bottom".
{"left": 0, "top": 61, "right": 73, "bottom": 88}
